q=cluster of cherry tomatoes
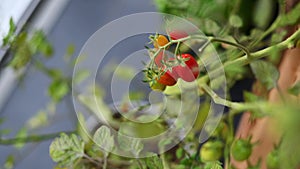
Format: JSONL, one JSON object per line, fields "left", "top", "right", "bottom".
{"left": 147, "top": 31, "right": 200, "bottom": 91}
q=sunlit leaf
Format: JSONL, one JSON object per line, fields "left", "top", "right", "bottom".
{"left": 278, "top": 2, "right": 300, "bottom": 27}
{"left": 2, "top": 17, "right": 16, "bottom": 46}
{"left": 26, "top": 111, "right": 48, "bottom": 129}
{"left": 93, "top": 125, "right": 114, "bottom": 153}
{"left": 4, "top": 155, "right": 14, "bottom": 169}
{"left": 250, "top": 60, "right": 279, "bottom": 90}
{"left": 229, "top": 15, "right": 243, "bottom": 28}
{"left": 49, "top": 133, "right": 84, "bottom": 167}
{"left": 143, "top": 154, "right": 163, "bottom": 169}
{"left": 288, "top": 82, "right": 300, "bottom": 96}
{"left": 48, "top": 80, "right": 69, "bottom": 102}
{"left": 204, "top": 161, "right": 223, "bottom": 169}
{"left": 14, "top": 128, "right": 28, "bottom": 149}
{"left": 253, "top": 0, "right": 274, "bottom": 29}
{"left": 73, "top": 70, "right": 90, "bottom": 84}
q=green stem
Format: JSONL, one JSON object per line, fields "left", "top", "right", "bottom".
{"left": 161, "top": 152, "right": 170, "bottom": 169}
{"left": 83, "top": 154, "right": 101, "bottom": 166}
{"left": 136, "top": 159, "right": 144, "bottom": 169}
{"left": 199, "top": 28, "right": 300, "bottom": 84}
{"left": 0, "top": 130, "right": 75, "bottom": 145}
{"left": 103, "top": 157, "right": 107, "bottom": 169}
{"left": 200, "top": 83, "right": 264, "bottom": 111}
{"left": 210, "top": 37, "right": 251, "bottom": 58}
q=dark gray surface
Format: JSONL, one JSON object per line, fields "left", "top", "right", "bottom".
{"left": 0, "top": 0, "right": 156, "bottom": 168}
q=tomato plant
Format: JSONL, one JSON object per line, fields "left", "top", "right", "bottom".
{"left": 1, "top": 1, "right": 300, "bottom": 169}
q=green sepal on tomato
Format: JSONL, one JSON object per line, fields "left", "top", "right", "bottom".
{"left": 156, "top": 70, "right": 177, "bottom": 86}
{"left": 174, "top": 53, "right": 200, "bottom": 82}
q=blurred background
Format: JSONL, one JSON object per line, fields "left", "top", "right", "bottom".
{"left": 0, "top": 0, "right": 157, "bottom": 168}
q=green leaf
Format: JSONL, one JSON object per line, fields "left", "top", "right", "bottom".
{"left": 47, "top": 69, "right": 63, "bottom": 79}
{"left": 10, "top": 43, "right": 32, "bottom": 69}
{"left": 26, "top": 111, "right": 48, "bottom": 129}
{"left": 0, "top": 118, "right": 5, "bottom": 125}
{"left": 117, "top": 131, "right": 144, "bottom": 156}
{"left": 250, "top": 60, "right": 279, "bottom": 90}
{"left": 278, "top": 2, "right": 300, "bottom": 27}
{"left": 73, "top": 69, "right": 90, "bottom": 84}
{"left": 39, "top": 41, "right": 53, "bottom": 57}
{"left": 14, "top": 128, "right": 27, "bottom": 149}
{"left": 93, "top": 126, "right": 114, "bottom": 153}
{"left": 202, "top": 19, "right": 221, "bottom": 35}
{"left": 2, "top": 17, "right": 16, "bottom": 46}
{"left": 204, "top": 161, "right": 223, "bottom": 169}
{"left": 129, "top": 138, "right": 144, "bottom": 156}
{"left": 271, "top": 30, "right": 287, "bottom": 45}
{"left": 229, "top": 15, "right": 243, "bottom": 28}
{"left": 0, "top": 129, "right": 11, "bottom": 136}
{"left": 243, "top": 91, "right": 261, "bottom": 102}
{"left": 77, "top": 112, "right": 90, "bottom": 143}
{"left": 4, "top": 155, "right": 15, "bottom": 169}
{"left": 49, "top": 133, "right": 84, "bottom": 167}
{"left": 48, "top": 80, "right": 69, "bottom": 102}
{"left": 78, "top": 85, "right": 120, "bottom": 128}
{"left": 288, "top": 82, "right": 300, "bottom": 96}
{"left": 143, "top": 154, "right": 163, "bottom": 169}
{"left": 253, "top": 0, "right": 274, "bottom": 29}
{"left": 176, "top": 147, "right": 184, "bottom": 159}
{"left": 66, "top": 44, "right": 76, "bottom": 56}
{"left": 119, "top": 122, "right": 164, "bottom": 138}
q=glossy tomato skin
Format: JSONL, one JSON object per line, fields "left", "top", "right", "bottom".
{"left": 154, "top": 51, "right": 165, "bottom": 67}
{"left": 266, "top": 149, "right": 279, "bottom": 169}
{"left": 153, "top": 35, "right": 169, "bottom": 48}
{"left": 231, "top": 139, "right": 252, "bottom": 161}
{"left": 200, "top": 140, "right": 224, "bottom": 162}
{"left": 170, "top": 30, "right": 189, "bottom": 40}
{"left": 174, "top": 54, "right": 199, "bottom": 82}
{"left": 157, "top": 71, "right": 177, "bottom": 86}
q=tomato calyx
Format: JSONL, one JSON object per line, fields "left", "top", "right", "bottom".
{"left": 173, "top": 53, "right": 199, "bottom": 82}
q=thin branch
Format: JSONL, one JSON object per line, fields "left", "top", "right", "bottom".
{"left": 210, "top": 37, "right": 251, "bottom": 58}
{"left": 200, "top": 83, "right": 263, "bottom": 111}
{"left": 0, "top": 130, "right": 76, "bottom": 145}
{"left": 199, "top": 28, "right": 300, "bottom": 84}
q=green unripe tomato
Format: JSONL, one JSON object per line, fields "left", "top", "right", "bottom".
{"left": 266, "top": 149, "right": 279, "bottom": 169}
{"left": 200, "top": 140, "right": 224, "bottom": 162}
{"left": 231, "top": 139, "right": 252, "bottom": 161}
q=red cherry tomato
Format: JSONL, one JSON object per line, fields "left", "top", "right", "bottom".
{"left": 170, "top": 30, "right": 189, "bottom": 40}
{"left": 154, "top": 51, "right": 165, "bottom": 67}
{"left": 156, "top": 70, "right": 177, "bottom": 86}
{"left": 173, "top": 54, "right": 199, "bottom": 82}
